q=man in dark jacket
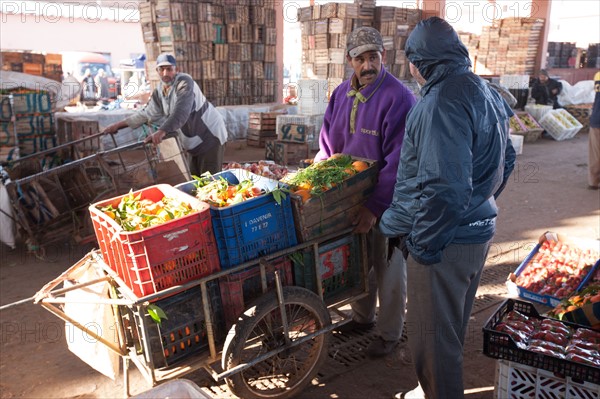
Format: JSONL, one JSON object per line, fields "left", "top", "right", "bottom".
{"left": 379, "top": 17, "right": 516, "bottom": 399}
{"left": 589, "top": 70, "right": 600, "bottom": 189}
{"left": 531, "top": 69, "right": 562, "bottom": 109}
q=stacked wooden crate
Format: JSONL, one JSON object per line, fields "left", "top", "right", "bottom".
{"left": 458, "top": 31, "right": 480, "bottom": 71}
{"left": 477, "top": 18, "right": 544, "bottom": 75}
{"left": 139, "top": 0, "right": 277, "bottom": 106}
{"left": 0, "top": 51, "right": 63, "bottom": 82}
{"left": 374, "top": 7, "right": 422, "bottom": 80}
{"left": 298, "top": 1, "right": 422, "bottom": 85}
{"left": 247, "top": 112, "right": 278, "bottom": 147}
{"left": 0, "top": 91, "right": 56, "bottom": 162}
{"left": 299, "top": 2, "right": 358, "bottom": 88}
{"left": 265, "top": 114, "right": 319, "bottom": 165}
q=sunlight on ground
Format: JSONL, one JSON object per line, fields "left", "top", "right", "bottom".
{"left": 465, "top": 386, "right": 494, "bottom": 395}
{"left": 488, "top": 211, "right": 600, "bottom": 269}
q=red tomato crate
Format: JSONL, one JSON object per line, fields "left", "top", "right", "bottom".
{"left": 219, "top": 256, "right": 294, "bottom": 329}
{"left": 506, "top": 232, "right": 600, "bottom": 307}
{"left": 89, "top": 184, "right": 221, "bottom": 298}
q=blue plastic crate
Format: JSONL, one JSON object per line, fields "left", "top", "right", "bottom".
{"left": 176, "top": 169, "right": 297, "bottom": 269}
{"left": 508, "top": 235, "right": 600, "bottom": 307}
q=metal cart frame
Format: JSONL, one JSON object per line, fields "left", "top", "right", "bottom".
{"left": 35, "top": 227, "right": 369, "bottom": 399}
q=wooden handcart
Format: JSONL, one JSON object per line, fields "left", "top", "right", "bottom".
{"left": 34, "top": 227, "right": 369, "bottom": 399}
{"left": 4, "top": 133, "right": 189, "bottom": 254}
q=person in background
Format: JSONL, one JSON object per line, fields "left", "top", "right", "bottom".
{"left": 283, "top": 84, "right": 298, "bottom": 105}
{"left": 315, "top": 26, "right": 416, "bottom": 357}
{"left": 95, "top": 68, "right": 110, "bottom": 99}
{"left": 102, "top": 53, "right": 228, "bottom": 176}
{"left": 379, "top": 17, "right": 516, "bottom": 399}
{"left": 81, "top": 68, "right": 96, "bottom": 101}
{"left": 588, "top": 70, "right": 600, "bottom": 190}
{"left": 531, "top": 69, "right": 562, "bottom": 109}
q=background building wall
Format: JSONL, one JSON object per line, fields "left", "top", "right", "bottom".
{"left": 0, "top": 3, "right": 145, "bottom": 65}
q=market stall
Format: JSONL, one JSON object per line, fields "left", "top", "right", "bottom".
{"left": 483, "top": 231, "right": 600, "bottom": 398}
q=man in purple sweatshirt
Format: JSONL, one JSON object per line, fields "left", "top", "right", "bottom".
{"left": 314, "top": 26, "right": 416, "bottom": 357}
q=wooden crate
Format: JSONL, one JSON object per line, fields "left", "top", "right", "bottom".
{"left": 298, "top": 7, "right": 312, "bottom": 22}
{"left": 264, "top": 140, "right": 309, "bottom": 166}
{"left": 290, "top": 158, "right": 377, "bottom": 242}
{"left": 215, "top": 44, "right": 229, "bottom": 61}
{"left": 227, "top": 24, "right": 241, "bottom": 43}
{"left": 315, "top": 19, "right": 329, "bottom": 35}
{"left": 44, "top": 53, "right": 62, "bottom": 65}
{"left": 23, "top": 63, "right": 43, "bottom": 76}
{"left": 241, "top": 25, "right": 253, "bottom": 43}
{"left": 252, "top": 44, "right": 264, "bottom": 61}
{"left": 55, "top": 116, "right": 100, "bottom": 144}
{"left": 247, "top": 129, "right": 276, "bottom": 147}
{"left": 338, "top": 3, "right": 358, "bottom": 18}
{"left": 202, "top": 60, "right": 216, "bottom": 79}
{"left": 320, "top": 3, "right": 338, "bottom": 18}
{"left": 248, "top": 112, "right": 278, "bottom": 130}
{"left": 253, "top": 25, "right": 265, "bottom": 43}
{"left": 250, "top": 6, "right": 265, "bottom": 25}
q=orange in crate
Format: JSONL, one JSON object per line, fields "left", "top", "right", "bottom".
{"left": 89, "top": 184, "right": 221, "bottom": 298}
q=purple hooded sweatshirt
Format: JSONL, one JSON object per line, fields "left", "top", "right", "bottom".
{"left": 314, "top": 66, "right": 416, "bottom": 217}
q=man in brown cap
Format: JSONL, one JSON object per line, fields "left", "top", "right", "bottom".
{"left": 316, "top": 26, "right": 416, "bottom": 358}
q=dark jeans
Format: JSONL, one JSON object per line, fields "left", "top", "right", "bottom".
{"left": 188, "top": 143, "right": 225, "bottom": 177}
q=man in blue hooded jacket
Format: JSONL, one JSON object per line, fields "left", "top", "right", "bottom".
{"left": 379, "top": 17, "right": 516, "bottom": 399}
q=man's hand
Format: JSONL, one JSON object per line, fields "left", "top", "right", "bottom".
{"left": 102, "top": 122, "right": 124, "bottom": 135}
{"left": 352, "top": 206, "right": 376, "bottom": 234}
{"left": 388, "top": 235, "right": 409, "bottom": 260}
{"left": 144, "top": 129, "right": 167, "bottom": 145}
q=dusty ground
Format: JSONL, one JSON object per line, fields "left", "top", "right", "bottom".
{"left": 1, "top": 131, "right": 599, "bottom": 399}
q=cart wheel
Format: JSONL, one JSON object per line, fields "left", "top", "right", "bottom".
{"left": 222, "top": 286, "right": 331, "bottom": 399}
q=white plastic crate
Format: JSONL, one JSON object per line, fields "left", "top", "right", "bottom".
{"left": 500, "top": 74, "right": 529, "bottom": 90}
{"left": 510, "top": 134, "right": 524, "bottom": 155}
{"left": 524, "top": 104, "right": 553, "bottom": 123}
{"left": 297, "top": 79, "right": 329, "bottom": 115}
{"left": 495, "top": 360, "right": 600, "bottom": 399}
{"left": 539, "top": 109, "right": 584, "bottom": 141}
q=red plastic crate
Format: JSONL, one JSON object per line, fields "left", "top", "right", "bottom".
{"left": 89, "top": 184, "right": 221, "bottom": 298}
{"left": 219, "top": 257, "right": 294, "bottom": 329}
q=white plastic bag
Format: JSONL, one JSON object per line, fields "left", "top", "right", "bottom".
{"left": 0, "top": 181, "right": 16, "bottom": 249}
{"left": 63, "top": 263, "right": 120, "bottom": 380}
{"left": 557, "top": 80, "right": 595, "bottom": 106}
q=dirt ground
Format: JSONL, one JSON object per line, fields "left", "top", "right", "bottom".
{"left": 1, "top": 131, "right": 599, "bottom": 399}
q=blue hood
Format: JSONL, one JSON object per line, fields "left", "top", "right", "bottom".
{"left": 405, "top": 17, "right": 471, "bottom": 94}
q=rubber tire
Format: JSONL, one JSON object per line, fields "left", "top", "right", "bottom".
{"left": 222, "top": 286, "right": 331, "bottom": 399}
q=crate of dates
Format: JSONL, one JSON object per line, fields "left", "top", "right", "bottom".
{"left": 507, "top": 231, "right": 600, "bottom": 307}
{"left": 483, "top": 298, "right": 600, "bottom": 384}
